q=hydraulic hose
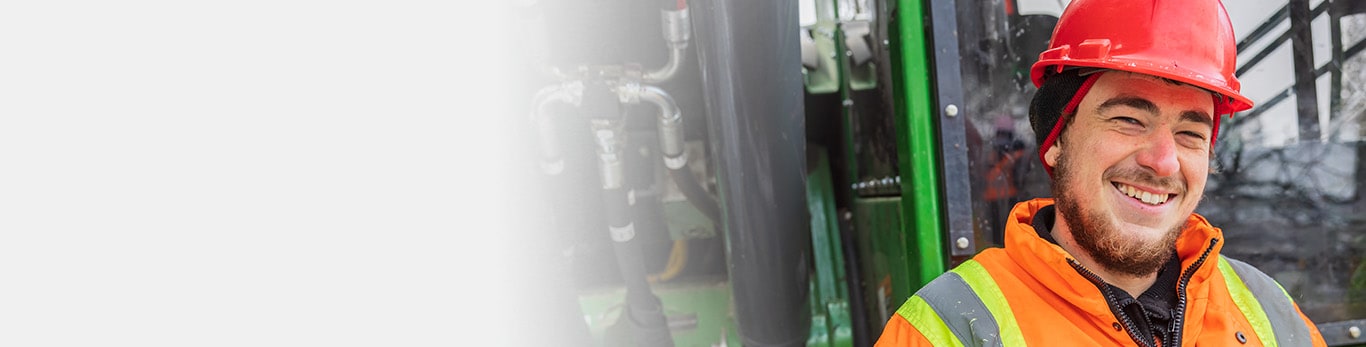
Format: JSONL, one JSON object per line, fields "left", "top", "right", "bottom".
{"left": 648, "top": 239, "right": 689, "bottom": 283}
{"left": 594, "top": 122, "right": 674, "bottom": 347}
{"left": 639, "top": 84, "right": 719, "bottom": 223}
{"left": 668, "top": 167, "right": 721, "bottom": 224}
{"left": 602, "top": 185, "right": 674, "bottom": 347}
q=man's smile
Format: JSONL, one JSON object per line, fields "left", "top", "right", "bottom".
{"left": 1112, "top": 181, "right": 1175, "bottom": 206}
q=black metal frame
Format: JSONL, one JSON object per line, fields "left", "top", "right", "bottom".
{"left": 1317, "top": 319, "right": 1366, "bottom": 346}
{"left": 922, "top": 0, "right": 975, "bottom": 258}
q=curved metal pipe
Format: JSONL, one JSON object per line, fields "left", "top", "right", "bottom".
{"left": 643, "top": 83, "right": 722, "bottom": 224}
{"left": 644, "top": 46, "right": 687, "bottom": 83}
{"left": 530, "top": 83, "right": 583, "bottom": 175}
{"left": 644, "top": 8, "right": 692, "bottom": 83}
{"left": 639, "top": 85, "right": 687, "bottom": 169}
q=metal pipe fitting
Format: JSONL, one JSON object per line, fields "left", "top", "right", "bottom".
{"left": 644, "top": 8, "right": 691, "bottom": 83}
{"left": 639, "top": 85, "right": 687, "bottom": 169}
{"left": 591, "top": 120, "right": 627, "bottom": 190}
{"left": 660, "top": 8, "right": 691, "bottom": 47}
{"left": 530, "top": 82, "right": 583, "bottom": 175}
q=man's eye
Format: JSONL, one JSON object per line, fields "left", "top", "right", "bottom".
{"left": 1114, "top": 117, "right": 1142, "bottom": 125}
{"left": 1179, "top": 131, "right": 1207, "bottom": 141}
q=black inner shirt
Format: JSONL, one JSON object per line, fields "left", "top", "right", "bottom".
{"left": 1031, "top": 205, "right": 1182, "bottom": 346}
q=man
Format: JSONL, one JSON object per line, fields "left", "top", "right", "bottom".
{"left": 876, "top": 0, "right": 1328, "bottom": 346}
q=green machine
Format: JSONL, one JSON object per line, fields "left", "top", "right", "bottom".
{"left": 517, "top": 0, "right": 1366, "bottom": 345}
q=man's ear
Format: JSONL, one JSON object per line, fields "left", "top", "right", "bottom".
{"left": 1043, "top": 142, "right": 1062, "bottom": 168}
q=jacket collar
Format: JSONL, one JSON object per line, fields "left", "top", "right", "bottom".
{"left": 1002, "top": 198, "right": 1225, "bottom": 318}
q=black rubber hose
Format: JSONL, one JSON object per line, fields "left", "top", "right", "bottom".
{"left": 603, "top": 187, "right": 674, "bottom": 347}
{"left": 668, "top": 167, "right": 722, "bottom": 223}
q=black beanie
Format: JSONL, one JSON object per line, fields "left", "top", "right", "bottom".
{"left": 1028, "top": 69, "right": 1092, "bottom": 148}
{"left": 1030, "top": 69, "right": 1110, "bottom": 176}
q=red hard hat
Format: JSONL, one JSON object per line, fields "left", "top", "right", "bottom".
{"left": 1030, "top": 0, "right": 1253, "bottom": 115}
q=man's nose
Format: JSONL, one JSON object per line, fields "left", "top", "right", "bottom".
{"left": 1135, "top": 131, "right": 1180, "bottom": 177}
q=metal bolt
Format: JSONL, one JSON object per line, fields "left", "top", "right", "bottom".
{"left": 955, "top": 237, "right": 970, "bottom": 249}
{"left": 945, "top": 104, "right": 959, "bottom": 117}
{"left": 842, "top": 99, "right": 854, "bottom": 107}
{"left": 846, "top": 50, "right": 853, "bottom": 57}
{"left": 842, "top": 211, "right": 853, "bottom": 220}
{"left": 1350, "top": 326, "right": 1361, "bottom": 339}
{"left": 882, "top": 39, "right": 890, "bottom": 47}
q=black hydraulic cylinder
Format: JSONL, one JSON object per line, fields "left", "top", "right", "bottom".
{"left": 691, "top": 1, "right": 812, "bottom": 346}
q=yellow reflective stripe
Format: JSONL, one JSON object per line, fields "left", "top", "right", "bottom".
{"left": 1220, "top": 256, "right": 1278, "bottom": 347}
{"left": 950, "top": 259, "right": 1027, "bottom": 347}
{"left": 896, "top": 295, "right": 967, "bottom": 347}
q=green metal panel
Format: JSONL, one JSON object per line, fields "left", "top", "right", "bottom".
{"left": 851, "top": 197, "right": 907, "bottom": 329}
{"left": 889, "top": 0, "right": 948, "bottom": 290}
{"left": 806, "top": 147, "right": 854, "bottom": 347}
{"left": 814, "top": 0, "right": 948, "bottom": 339}
{"left": 802, "top": 0, "right": 949, "bottom": 340}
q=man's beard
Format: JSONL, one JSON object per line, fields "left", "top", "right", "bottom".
{"left": 1051, "top": 151, "right": 1181, "bottom": 277}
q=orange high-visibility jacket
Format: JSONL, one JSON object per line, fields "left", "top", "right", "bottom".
{"left": 877, "top": 199, "right": 1326, "bottom": 346}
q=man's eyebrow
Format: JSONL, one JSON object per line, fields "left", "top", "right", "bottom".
{"left": 1180, "top": 110, "right": 1213, "bottom": 129}
{"left": 1096, "top": 96, "right": 1158, "bottom": 115}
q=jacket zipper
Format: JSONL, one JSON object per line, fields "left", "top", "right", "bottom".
{"left": 1167, "top": 238, "right": 1218, "bottom": 347}
{"left": 1069, "top": 258, "right": 1155, "bottom": 347}
{"left": 1067, "top": 238, "right": 1219, "bottom": 347}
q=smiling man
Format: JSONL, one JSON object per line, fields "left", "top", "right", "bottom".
{"left": 876, "top": 0, "right": 1327, "bottom": 346}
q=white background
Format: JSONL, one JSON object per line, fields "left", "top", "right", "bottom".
{"left": 0, "top": 1, "right": 522, "bottom": 345}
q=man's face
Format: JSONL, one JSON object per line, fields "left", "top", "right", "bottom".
{"left": 1044, "top": 71, "right": 1215, "bottom": 276}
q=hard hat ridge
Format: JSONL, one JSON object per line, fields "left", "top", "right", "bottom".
{"left": 1030, "top": 0, "right": 1251, "bottom": 114}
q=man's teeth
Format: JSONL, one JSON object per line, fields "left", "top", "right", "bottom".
{"left": 1117, "top": 183, "right": 1168, "bottom": 205}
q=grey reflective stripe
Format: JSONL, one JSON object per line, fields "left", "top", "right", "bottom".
{"left": 916, "top": 271, "right": 1003, "bottom": 347}
{"left": 1223, "top": 257, "right": 1315, "bottom": 346}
